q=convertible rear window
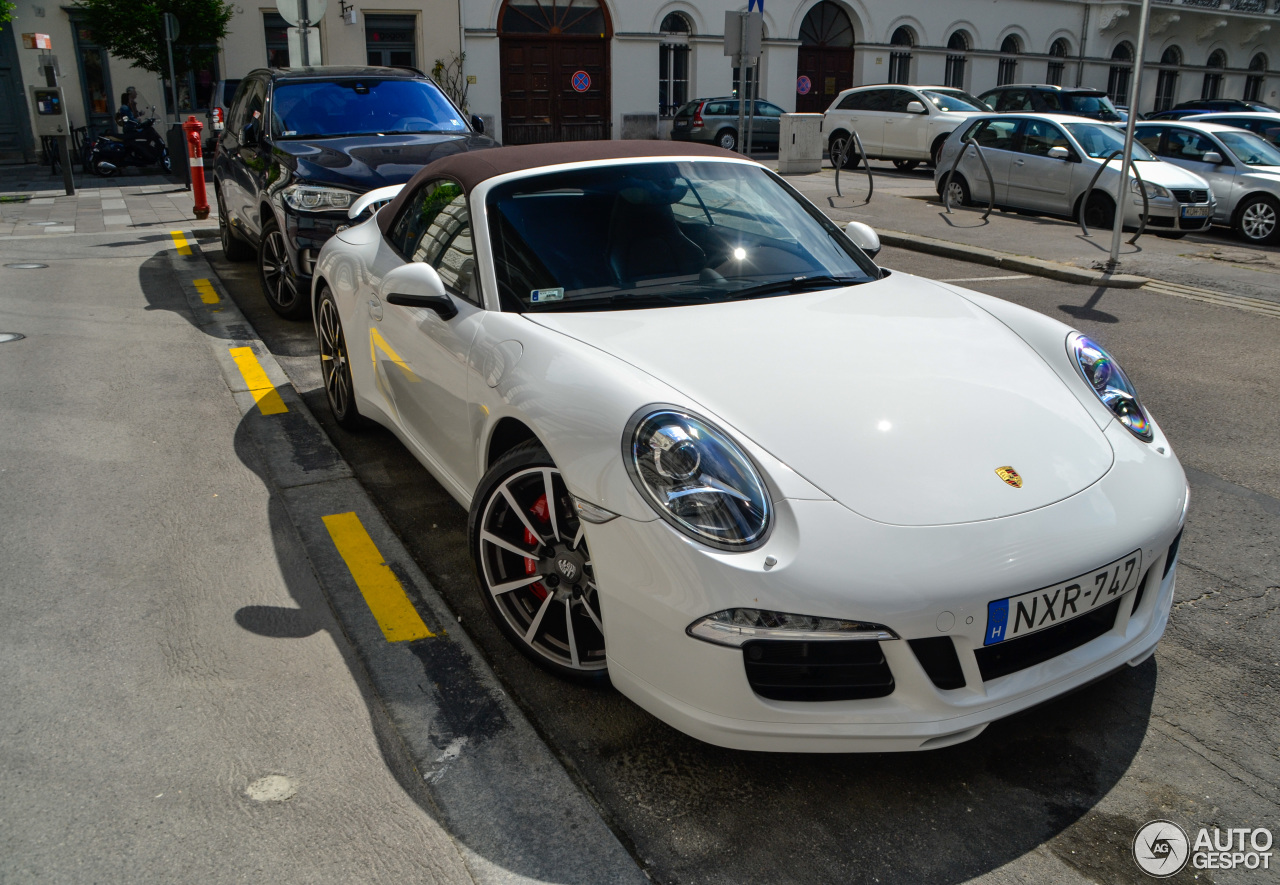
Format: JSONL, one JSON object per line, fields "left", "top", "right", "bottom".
{"left": 485, "top": 161, "right": 879, "bottom": 312}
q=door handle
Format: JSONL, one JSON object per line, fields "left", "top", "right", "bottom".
{"left": 1014, "top": 159, "right": 1025, "bottom": 166}
{"left": 368, "top": 298, "right": 383, "bottom": 321}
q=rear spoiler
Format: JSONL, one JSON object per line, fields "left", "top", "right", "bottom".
{"left": 348, "top": 184, "right": 404, "bottom": 220}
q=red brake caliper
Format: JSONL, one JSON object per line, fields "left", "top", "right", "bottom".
{"left": 524, "top": 493, "right": 550, "bottom": 600}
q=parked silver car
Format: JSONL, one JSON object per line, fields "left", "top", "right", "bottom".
{"left": 823, "top": 84, "right": 989, "bottom": 171}
{"left": 1134, "top": 119, "right": 1280, "bottom": 245}
{"left": 935, "top": 113, "right": 1215, "bottom": 237}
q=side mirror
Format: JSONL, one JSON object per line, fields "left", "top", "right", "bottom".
{"left": 470, "top": 114, "right": 485, "bottom": 134}
{"left": 845, "top": 221, "right": 881, "bottom": 258}
{"left": 906, "top": 100, "right": 927, "bottom": 115}
{"left": 1047, "top": 146, "right": 1070, "bottom": 160}
{"left": 1202, "top": 151, "right": 1224, "bottom": 165}
{"left": 381, "top": 262, "right": 458, "bottom": 320}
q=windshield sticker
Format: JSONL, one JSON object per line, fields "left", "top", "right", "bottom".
{"left": 283, "top": 130, "right": 297, "bottom": 136}
{"left": 531, "top": 287, "right": 564, "bottom": 303}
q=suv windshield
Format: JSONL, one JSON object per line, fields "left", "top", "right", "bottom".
{"left": 1064, "top": 122, "right": 1155, "bottom": 160}
{"left": 1061, "top": 92, "right": 1121, "bottom": 120}
{"left": 923, "top": 90, "right": 990, "bottom": 113}
{"left": 271, "top": 79, "right": 468, "bottom": 138}
{"left": 487, "top": 161, "right": 879, "bottom": 312}
{"left": 1218, "top": 131, "right": 1280, "bottom": 166}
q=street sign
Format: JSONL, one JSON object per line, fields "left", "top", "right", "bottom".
{"left": 748, "top": 0, "right": 764, "bottom": 11}
{"left": 277, "top": 0, "right": 328, "bottom": 27}
{"left": 571, "top": 70, "right": 591, "bottom": 92}
{"left": 796, "top": 75, "right": 811, "bottom": 95}
{"left": 163, "top": 13, "right": 180, "bottom": 43}
{"left": 21, "top": 33, "right": 52, "bottom": 50}
{"left": 723, "top": 11, "right": 763, "bottom": 58}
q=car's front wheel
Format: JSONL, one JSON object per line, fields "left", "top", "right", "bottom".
{"left": 469, "top": 442, "right": 608, "bottom": 684}
{"left": 1235, "top": 194, "right": 1280, "bottom": 245}
{"left": 316, "top": 285, "right": 364, "bottom": 430}
{"left": 258, "top": 216, "right": 308, "bottom": 319}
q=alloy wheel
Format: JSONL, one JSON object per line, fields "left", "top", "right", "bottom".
{"left": 477, "top": 465, "right": 606, "bottom": 673}
{"left": 318, "top": 297, "right": 353, "bottom": 421}
{"left": 1240, "top": 199, "right": 1277, "bottom": 242}
{"left": 261, "top": 228, "right": 299, "bottom": 312}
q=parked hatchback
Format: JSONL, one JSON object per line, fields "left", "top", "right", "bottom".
{"left": 935, "top": 113, "right": 1214, "bottom": 237}
{"left": 1134, "top": 119, "right": 1280, "bottom": 244}
{"left": 978, "top": 85, "right": 1124, "bottom": 122}
{"left": 670, "top": 98, "right": 785, "bottom": 152}
{"left": 214, "top": 66, "right": 496, "bottom": 319}
{"left": 823, "top": 85, "right": 989, "bottom": 170}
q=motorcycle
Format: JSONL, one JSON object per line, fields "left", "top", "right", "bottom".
{"left": 87, "top": 115, "right": 171, "bottom": 177}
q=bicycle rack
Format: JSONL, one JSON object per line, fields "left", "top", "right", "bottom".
{"left": 941, "top": 137, "right": 995, "bottom": 221}
{"left": 1078, "top": 149, "right": 1148, "bottom": 245}
{"left": 833, "top": 129, "right": 873, "bottom": 204}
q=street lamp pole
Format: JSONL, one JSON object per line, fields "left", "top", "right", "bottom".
{"left": 1106, "top": 0, "right": 1152, "bottom": 272}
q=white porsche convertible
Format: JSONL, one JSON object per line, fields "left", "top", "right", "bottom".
{"left": 312, "top": 142, "right": 1188, "bottom": 752}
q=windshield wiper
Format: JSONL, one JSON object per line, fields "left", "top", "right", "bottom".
{"left": 724, "top": 274, "right": 867, "bottom": 301}
{"left": 529, "top": 292, "right": 711, "bottom": 312}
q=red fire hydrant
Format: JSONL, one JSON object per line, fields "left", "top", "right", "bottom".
{"left": 182, "top": 115, "right": 210, "bottom": 221}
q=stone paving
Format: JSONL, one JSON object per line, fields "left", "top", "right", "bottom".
{"left": 0, "top": 164, "right": 212, "bottom": 236}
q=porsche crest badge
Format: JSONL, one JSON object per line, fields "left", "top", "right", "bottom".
{"left": 996, "top": 466, "right": 1023, "bottom": 488}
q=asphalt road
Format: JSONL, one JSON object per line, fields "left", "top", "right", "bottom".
{"left": 209, "top": 240, "right": 1280, "bottom": 885}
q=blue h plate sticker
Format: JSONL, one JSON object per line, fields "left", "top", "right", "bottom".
{"left": 985, "top": 599, "right": 1009, "bottom": 645}
{"left": 531, "top": 287, "right": 564, "bottom": 303}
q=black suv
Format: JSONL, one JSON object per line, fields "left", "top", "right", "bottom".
{"left": 978, "top": 85, "right": 1124, "bottom": 122}
{"left": 214, "top": 66, "right": 496, "bottom": 319}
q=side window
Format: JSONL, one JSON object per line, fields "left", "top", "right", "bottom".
{"left": 387, "top": 180, "right": 479, "bottom": 304}
{"left": 1165, "top": 129, "right": 1217, "bottom": 161}
{"left": 757, "top": 102, "right": 783, "bottom": 118}
{"left": 1000, "top": 90, "right": 1031, "bottom": 111}
{"left": 973, "top": 118, "right": 1018, "bottom": 151}
{"left": 886, "top": 90, "right": 913, "bottom": 113}
{"left": 1040, "top": 92, "right": 1062, "bottom": 112}
{"left": 228, "top": 79, "right": 264, "bottom": 133}
{"left": 836, "top": 92, "right": 866, "bottom": 111}
{"left": 861, "top": 90, "right": 891, "bottom": 112}
{"left": 1018, "top": 119, "right": 1069, "bottom": 156}
{"left": 1135, "top": 127, "right": 1164, "bottom": 154}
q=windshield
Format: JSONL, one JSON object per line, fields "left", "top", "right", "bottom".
{"left": 1064, "top": 122, "right": 1155, "bottom": 161}
{"left": 487, "top": 161, "right": 880, "bottom": 312}
{"left": 1061, "top": 93, "right": 1120, "bottom": 120}
{"left": 923, "top": 90, "right": 990, "bottom": 113}
{"left": 1217, "top": 131, "right": 1280, "bottom": 166}
{"left": 271, "top": 79, "right": 468, "bottom": 138}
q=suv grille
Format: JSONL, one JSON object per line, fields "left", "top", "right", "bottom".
{"left": 742, "top": 639, "right": 894, "bottom": 702}
{"left": 1172, "top": 189, "right": 1209, "bottom": 203}
{"left": 974, "top": 596, "right": 1125, "bottom": 682}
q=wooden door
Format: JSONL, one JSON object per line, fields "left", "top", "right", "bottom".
{"left": 797, "top": 46, "right": 854, "bottom": 113}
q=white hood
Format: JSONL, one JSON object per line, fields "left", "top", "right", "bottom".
{"left": 528, "top": 273, "right": 1114, "bottom": 527}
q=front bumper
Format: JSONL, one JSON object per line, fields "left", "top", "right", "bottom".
{"left": 1129, "top": 197, "right": 1215, "bottom": 231}
{"left": 588, "top": 421, "right": 1187, "bottom": 752}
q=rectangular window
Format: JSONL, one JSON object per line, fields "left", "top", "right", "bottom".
{"left": 945, "top": 55, "right": 966, "bottom": 90}
{"left": 659, "top": 44, "right": 689, "bottom": 117}
{"left": 1154, "top": 70, "right": 1179, "bottom": 112}
{"left": 1201, "top": 72, "right": 1223, "bottom": 101}
{"left": 264, "top": 12, "right": 289, "bottom": 68}
{"left": 997, "top": 57, "right": 1017, "bottom": 87}
{"left": 365, "top": 14, "right": 417, "bottom": 68}
{"left": 1108, "top": 65, "right": 1131, "bottom": 105}
{"left": 1244, "top": 75, "right": 1264, "bottom": 102}
{"left": 1046, "top": 60, "right": 1065, "bottom": 87}
{"left": 888, "top": 52, "right": 911, "bottom": 85}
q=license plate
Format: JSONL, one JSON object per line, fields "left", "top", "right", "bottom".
{"left": 674, "top": 121, "right": 688, "bottom": 129}
{"left": 1181, "top": 205, "right": 1210, "bottom": 217}
{"left": 984, "top": 551, "right": 1143, "bottom": 646}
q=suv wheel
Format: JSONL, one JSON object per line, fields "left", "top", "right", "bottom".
{"left": 258, "top": 217, "right": 308, "bottom": 319}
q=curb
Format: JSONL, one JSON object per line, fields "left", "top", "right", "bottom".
{"left": 877, "top": 229, "right": 1149, "bottom": 289}
{"left": 165, "top": 232, "right": 648, "bottom": 885}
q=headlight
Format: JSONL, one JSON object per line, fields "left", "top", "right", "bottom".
{"left": 625, "top": 407, "right": 771, "bottom": 550}
{"left": 1130, "top": 179, "right": 1170, "bottom": 199}
{"left": 688, "top": 608, "right": 898, "bottom": 647}
{"left": 282, "top": 184, "right": 355, "bottom": 212}
{"left": 1069, "top": 333, "right": 1153, "bottom": 441}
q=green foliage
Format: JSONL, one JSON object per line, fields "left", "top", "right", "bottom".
{"left": 0, "top": 0, "right": 15, "bottom": 31}
{"left": 72, "top": 0, "right": 234, "bottom": 80}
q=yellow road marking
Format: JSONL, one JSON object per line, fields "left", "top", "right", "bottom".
{"left": 193, "top": 278, "right": 219, "bottom": 304}
{"left": 322, "top": 512, "right": 435, "bottom": 642}
{"left": 228, "top": 346, "right": 288, "bottom": 415}
{"left": 170, "top": 230, "right": 192, "bottom": 255}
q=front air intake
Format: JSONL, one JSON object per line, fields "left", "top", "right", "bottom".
{"left": 742, "top": 639, "right": 894, "bottom": 702}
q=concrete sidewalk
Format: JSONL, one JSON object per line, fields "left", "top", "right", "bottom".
{"left": 0, "top": 163, "right": 201, "bottom": 236}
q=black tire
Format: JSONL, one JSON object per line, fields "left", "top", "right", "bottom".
{"left": 216, "top": 186, "right": 254, "bottom": 262}
{"left": 893, "top": 159, "right": 920, "bottom": 173}
{"left": 1155, "top": 232, "right": 1187, "bottom": 240}
{"left": 258, "top": 216, "right": 308, "bottom": 319}
{"left": 716, "top": 128, "right": 738, "bottom": 151}
{"left": 159, "top": 150, "right": 172, "bottom": 174}
{"left": 931, "top": 134, "right": 951, "bottom": 168}
{"left": 92, "top": 157, "right": 117, "bottom": 178}
{"left": 469, "top": 441, "right": 609, "bottom": 685}
{"left": 316, "top": 285, "right": 365, "bottom": 431}
{"left": 1082, "top": 192, "right": 1116, "bottom": 230}
{"left": 829, "top": 133, "right": 859, "bottom": 169}
{"left": 940, "top": 173, "right": 971, "bottom": 208}
{"left": 1234, "top": 194, "right": 1280, "bottom": 245}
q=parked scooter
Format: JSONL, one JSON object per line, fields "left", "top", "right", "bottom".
{"left": 87, "top": 116, "right": 171, "bottom": 177}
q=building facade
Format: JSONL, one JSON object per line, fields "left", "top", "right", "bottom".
{"left": 2, "top": 0, "right": 1278, "bottom": 160}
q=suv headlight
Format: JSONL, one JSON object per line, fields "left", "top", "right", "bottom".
{"left": 625, "top": 407, "right": 771, "bottom": 550}
{"left": 282, "top": 184, "right": 355, "bottom": 212}
{"left": 1130, "top": 179, "right": 1170, "bottom": 199}
{"left": 1069, "top": 333, "right": 1153, "bottom": 441}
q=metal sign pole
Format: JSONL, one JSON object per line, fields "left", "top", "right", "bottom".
{"left": 164, "top": 14, "right": 179, "bottom": 124}
{"left": 735, "top": 14, "right": 746, "bottom": 153}
{"left": 299, "top": 0, "right": 311, "bottom": 66}
{"left": 1106, "top": 0, "right": 1152, "bottom": 271}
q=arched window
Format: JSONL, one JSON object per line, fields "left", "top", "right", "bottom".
{"left": 1047, "top": 38, "right": 1069, "bottom": 86}
{"left": 1108, "top": 41, "right": 1134, "bottom": 106}
{"left": 888, "top": 26, "right": 914, "bottom": 85}
{"left": 1154, "top": 46, "right": 1181, "bottom": 112}
{"left": 1203, "top": 49, "right": 1226, "bottom": 100}
{"left": 945, "top": 30, "right": 969, "bottom": 90}
{"left": 1244, "top": 52, "right": 1267, "bottom": 103}
{"left": 800, "top": 2, "right": 855, "bottom": 47}
{"left": 998, "top": 36, "right": 1020, "bottom": 86}
{"left": 658, "top": 12, "right": 692, "bottom": 118}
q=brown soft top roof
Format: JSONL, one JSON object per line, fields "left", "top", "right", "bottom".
{"left": 377, "top": 139, "right": 740, "bottom": 233}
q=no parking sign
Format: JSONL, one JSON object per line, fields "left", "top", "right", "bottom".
{"left": 571, "top": 70, "right": 591, "bottom": 93}
{"left": 796, "top": 75, "right": 812, "bottom": 95}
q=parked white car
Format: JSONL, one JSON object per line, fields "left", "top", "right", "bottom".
{"left": 313, "top": 141, "right": 1187, "bottom": 752}
{"left": 935, "top": 113, "right": 1215, "bottom": 237}
{"left": 1134, "top": 118, "right": 1280, "bottom": 244}
{"left": 823, "top": 84, "right": 990, "bottom": 171}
